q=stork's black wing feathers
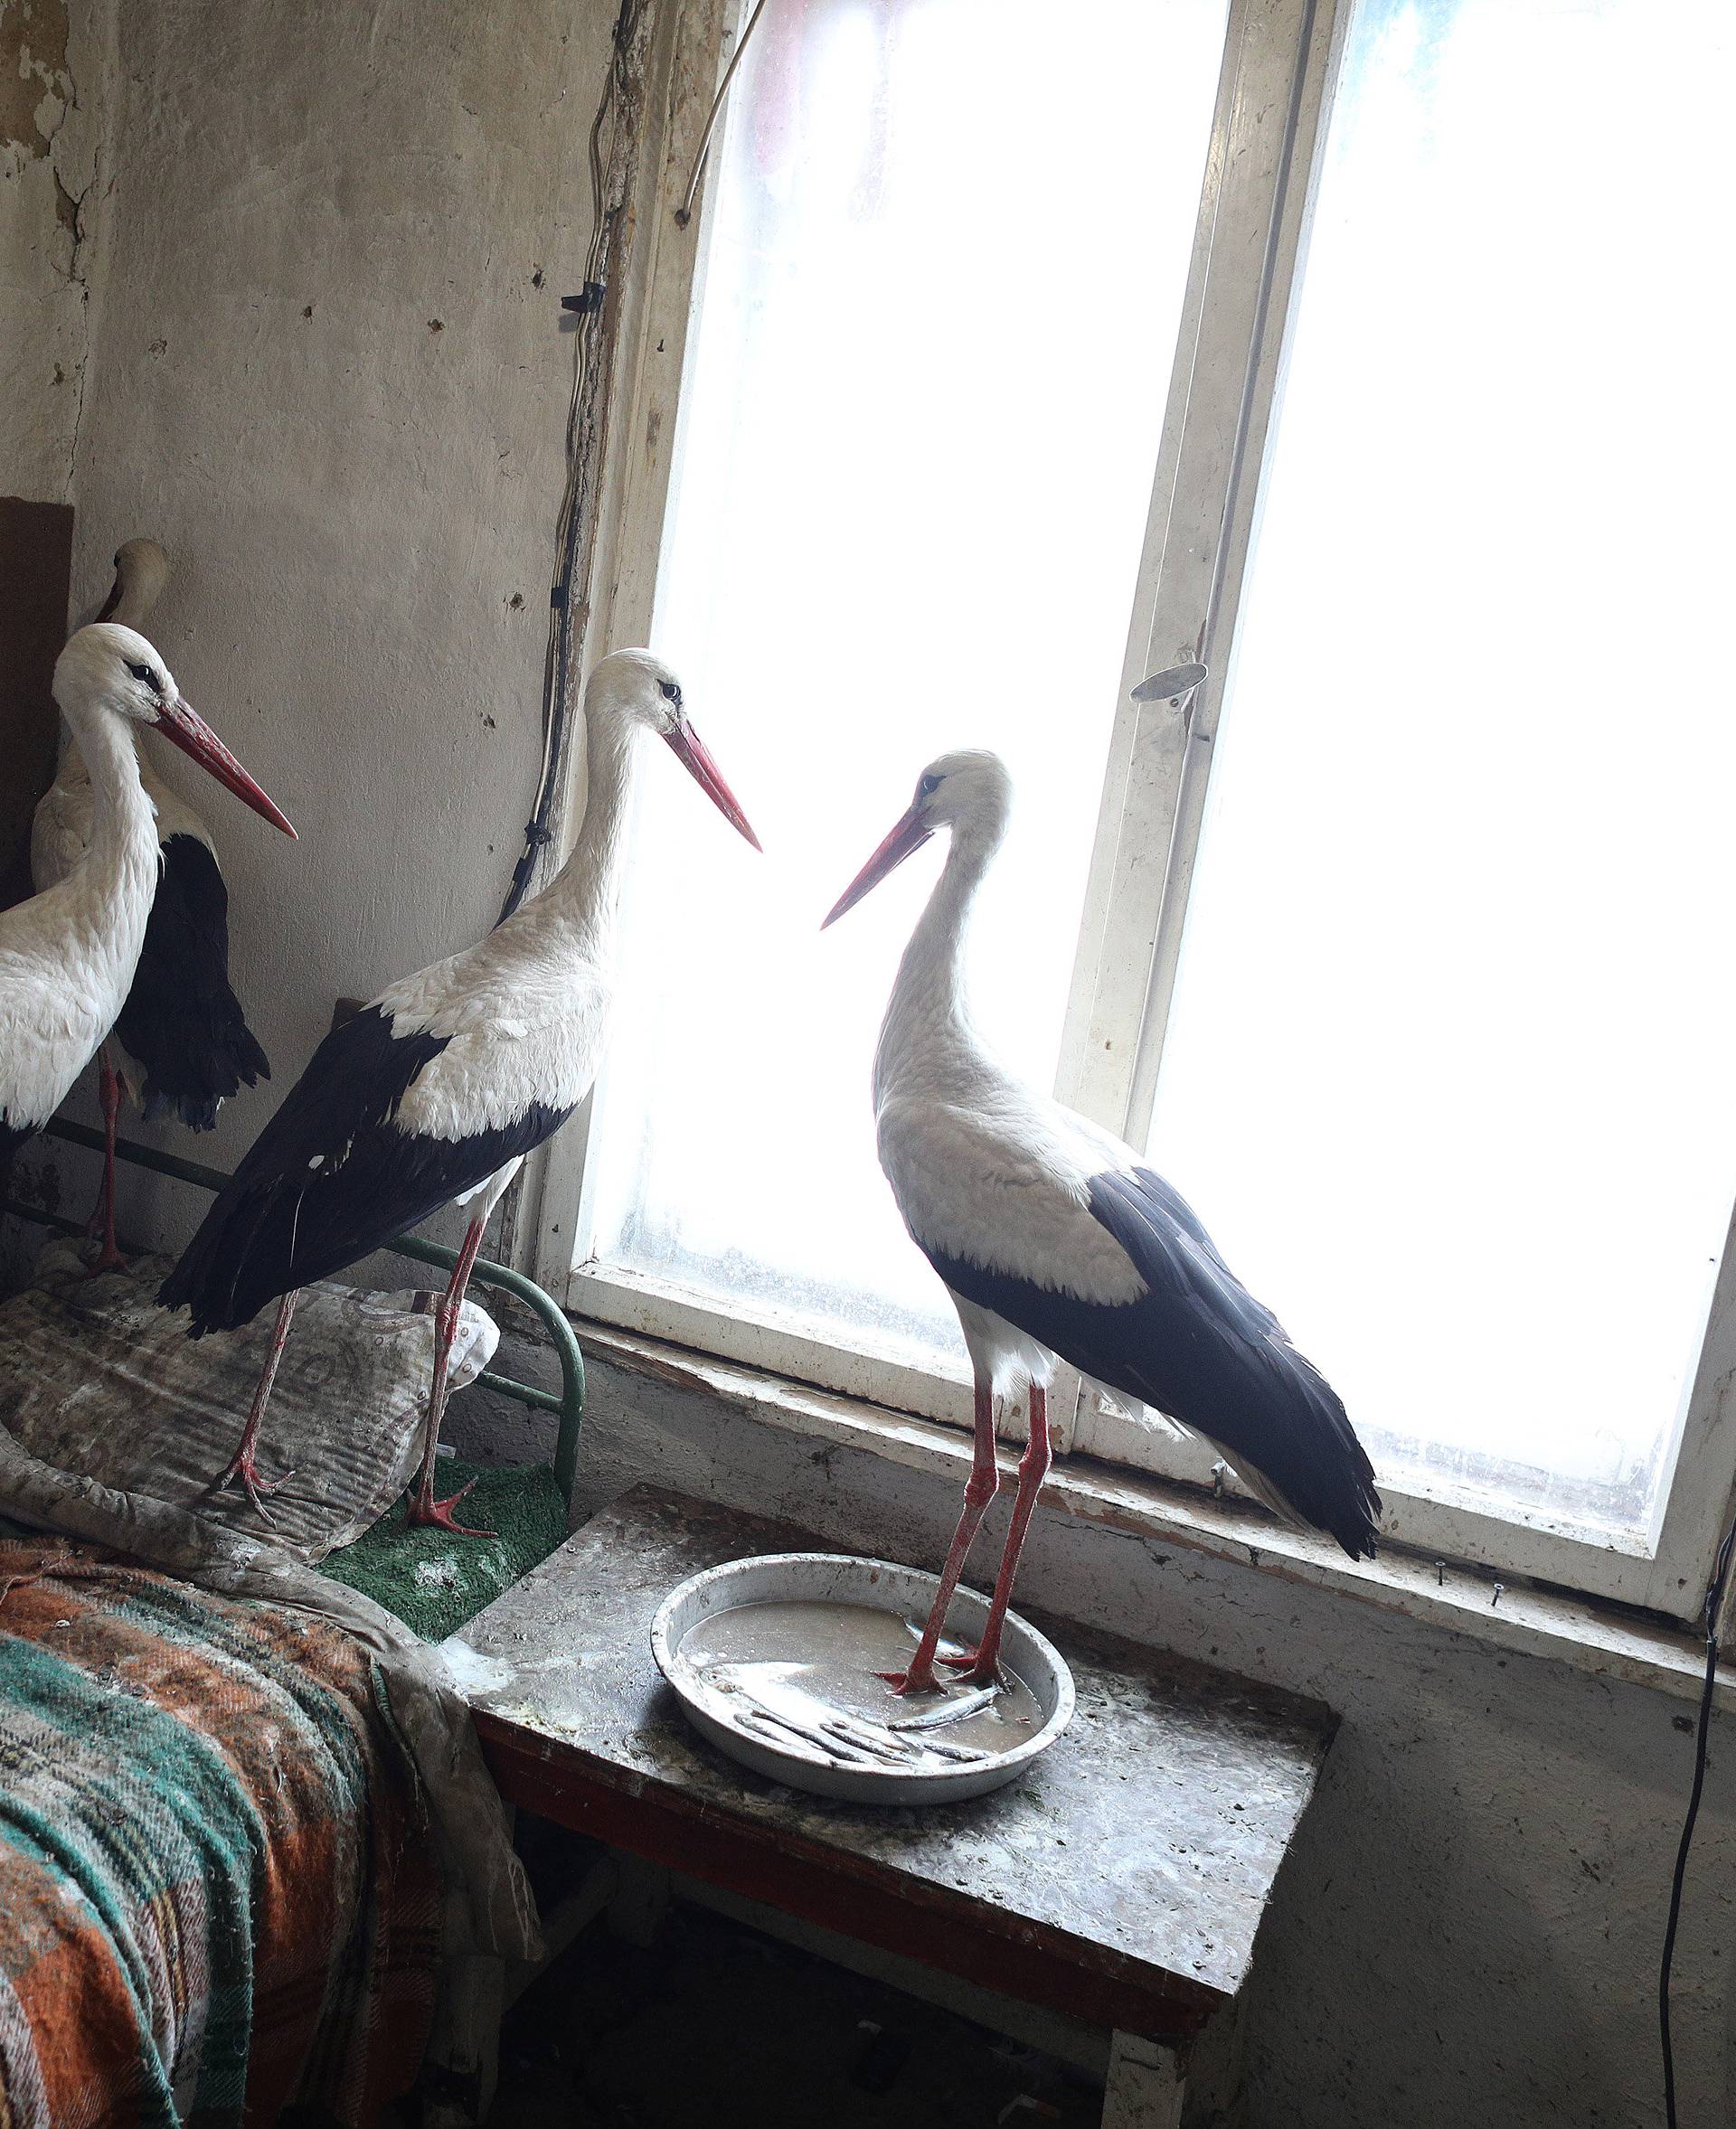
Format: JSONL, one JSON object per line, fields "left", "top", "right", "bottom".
{"left": 923, "top": 1163, "right": 1381, "bottom": 1560}
{"left": 117, "top": 834, "right": 270, "bottom": 1130}
{"left": 156, "top": 1005, "right": 571, "bottom": 1334}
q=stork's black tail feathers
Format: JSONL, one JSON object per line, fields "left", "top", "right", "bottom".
{"left": 926, "top": 1161, "right": 1382, "bottom": 1565}
{"left": 118, "top": 835, "right": 269, "bottom": 1131}
{"left": 1089, "top": 1166, "right": 1382, "bottom": 1561}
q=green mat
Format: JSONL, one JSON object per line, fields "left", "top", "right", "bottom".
{"left": 321, "top": 1460, "right": 569, "bottom": 1642}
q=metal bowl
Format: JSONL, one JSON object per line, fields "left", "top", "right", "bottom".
{"left": 650, "top": 1550, "right": 1073, "bottom": 1805}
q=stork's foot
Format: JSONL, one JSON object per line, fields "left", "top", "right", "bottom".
{"left": 938, "top": 1647, "right": 1006, "bottom": 1689}
{"left": 874, "top": 1662, "right": 946, "bottom": 1697}
{"left": 214, "top": 1448, "right": 294, "bottom": 1520}
{"left": 83, "top": 1239, "right": 129, "bottom": 1278}
{"left": 405, "top": 1477, "right": 495, "bottom": 1539}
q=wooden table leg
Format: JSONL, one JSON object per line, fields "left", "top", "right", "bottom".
{"left": 1102, "top": 2030, "right": 1184, "bottom": 2129}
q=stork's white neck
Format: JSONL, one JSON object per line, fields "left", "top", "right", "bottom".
{"left": 55, "top": 708, "right": 162, "bottom": 975}
{"left": 510, "top": 699, "right": 640, "bottom": 964}
{"left": 873, "top": 823, "right": 999, "bottom": 1107}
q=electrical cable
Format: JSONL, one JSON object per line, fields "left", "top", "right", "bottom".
{"left": 499, "top": 0, "right": 651, "bottom": 926}
{"left": 1659, "top": 1509, "right": 1735, "bottom": 2127}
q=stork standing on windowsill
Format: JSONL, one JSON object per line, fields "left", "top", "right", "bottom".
{"left": 823, "top": 734, "right": 1380, "bottom": 1695}
{"left": 33, "top": 541, "right": 272, "bottom": 1272}
{"left": 158, "top": 651, "right": 760, "bottom": 1531}
{"left": 2, "top": 625, "right": 294, "bottom": 1189}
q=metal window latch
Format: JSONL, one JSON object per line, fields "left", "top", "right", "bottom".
{"left": 1131, "top": 660, "right": 1209, "bottom": 705}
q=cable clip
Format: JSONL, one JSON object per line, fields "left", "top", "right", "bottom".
{"left": 561, "top": 283, "right": 606, "bottom": 315}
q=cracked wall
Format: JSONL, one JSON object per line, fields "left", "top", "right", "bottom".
{"left": 0, "top": 0, "right": 112, "bottom": 502}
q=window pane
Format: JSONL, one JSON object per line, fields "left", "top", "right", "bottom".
{"left": 1148, "top": 0, "right": 1736, "bottom": 1540}
{"left": 584, "top": 0, "right": 1228, "bottom": 1380}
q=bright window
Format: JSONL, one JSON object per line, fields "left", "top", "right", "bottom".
{"left": 578, "top": 0, "right": 1230, "bottom": 1419}
{"left": 1140, "top": 0, "right": 1736, "bottom": 1558}
{"left": 560, "top": 0, "right": 1736, "bottom": 1617}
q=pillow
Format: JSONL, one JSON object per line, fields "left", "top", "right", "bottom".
{"left": 0, "top": 1239, "right": 499, "bottom": 1562}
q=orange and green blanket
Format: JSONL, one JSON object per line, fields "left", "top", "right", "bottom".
{"left": 0, "top": 1540, "right": 442, "bottom": 2129}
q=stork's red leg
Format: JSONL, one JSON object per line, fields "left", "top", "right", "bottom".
{"left": 215, "top": 1290, "right": 299, "bottom": 1515}
{"left": 939, "top": 1382, "right": 1051, "bottom": 1686}
{"left": 86, "top": 1049, "right": 129, "bottom": 1276}
{"left": 407, "top": 1216, "right": 495, "bottom": 1537}
{"left": 878, "top": 1376, "right": 1000, "bottom": 1695}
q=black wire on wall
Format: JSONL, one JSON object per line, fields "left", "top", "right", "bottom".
{"left": 1660, "top": 1511, "right": 1734, "bottom": 2127}
{"left": 499, "top": 0, "right": 651, "bottom": 928}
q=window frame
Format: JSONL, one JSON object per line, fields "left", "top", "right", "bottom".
{"left": 524, "top": 0, "right": 1736, "bottom": 1627}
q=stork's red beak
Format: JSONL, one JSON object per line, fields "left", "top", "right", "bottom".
{"left": 822, "top": 805, "right": 934, "bottom": 928}
{"left": 664, "top": 718, "right": 761, "bottom": 851}
{"left": 154, "top": 697, "right": 297, "bottom": 838}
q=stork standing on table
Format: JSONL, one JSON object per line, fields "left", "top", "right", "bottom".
{"left": 159, "top": 650, "right": 760, "bottom": 1531}
{"left": 2, "top": 625, "right": 294, "bottom": 1184}
{"left": 824, "top": 745, "right": 1380, "bottom": 1694}
{"left": 33, "top": 541, "right": 272, "bottom": 1270}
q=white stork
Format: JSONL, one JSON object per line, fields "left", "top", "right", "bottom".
{"left": 33, "top": 541, "right": 271, "bottom": 1270}
{"left": 2, "top": 625, "right": 294, "bottom": 1200}
{"left": 158, "top": 650, "right": 759, "bottom": 1531}
{"left": 823, "top": 748, "right": 1380, "bottom": 1694}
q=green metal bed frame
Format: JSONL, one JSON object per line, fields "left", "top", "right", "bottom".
{"left": 2, "top": 1116, "right": 588, "bottom": 1512}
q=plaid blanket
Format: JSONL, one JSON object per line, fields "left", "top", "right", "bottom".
{"left": 0, "top": 1540, "right": 442, "bottom": 2129}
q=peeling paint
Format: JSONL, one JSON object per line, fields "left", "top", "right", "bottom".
{"left": 1, "top": 0, "right": 111, "bottom": 504}
{"left": 0, "top": 0, "right": 71, "bottom": 159}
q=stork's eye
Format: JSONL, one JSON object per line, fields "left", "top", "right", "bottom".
{"left": 126, "top": 660, "right": 162, "bottom": 692}
{"left": 917, "top": 772, "right": 941, "bottom": 799}
{"left": 659, "top": 679, "right": 682, "bottom": 706}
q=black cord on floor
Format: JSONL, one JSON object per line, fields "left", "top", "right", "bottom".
{"left": 499, "top": 0, "right": 650, "bottom": 928}
{"left": 1660, "top": 1515, "right": 1734, "bottom": 2127}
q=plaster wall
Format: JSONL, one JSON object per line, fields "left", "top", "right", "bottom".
{"left": 49, "top": 0, "right": 618, "bottom": 1259}
{"left": 0, "top": 0, "right": 112, "bottom": 501}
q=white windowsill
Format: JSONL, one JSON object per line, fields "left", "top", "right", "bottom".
{"left": 569, "top": 1315, "right": 1731, "bottom": 1716}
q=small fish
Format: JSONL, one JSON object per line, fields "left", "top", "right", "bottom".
{"left": 901, "top": 1615, "right": 973, "bottom": 1661}
{"left": 887, "top": 1682, "right": 1002, "bottom": 1732}
{"left": 820, "top": 1719, "right": 913, "bottom": 1764}
{"left": 914, "top": 1737, "right": 990, "bottom": 1765}
{"left": 738, "top": 1706, "right": 870, "bottom": 1764}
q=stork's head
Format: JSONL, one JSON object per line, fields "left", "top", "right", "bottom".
{"left": 53, "top": 622, "right": 296, "bottom": 838}
{"left": 97, "top": 537, "right": 171, "bottom": 626}
{"left": 822, "top": 749, "right": 1012, "bottom": 928}
{"left": 586, "top": 647, "right": 760, "bottom": 850}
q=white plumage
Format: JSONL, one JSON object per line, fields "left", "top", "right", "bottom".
{"left": 31, "top": 542, "right": 272, "bottom": 1268}
{"left": 33, "top": 541, "right": 188, "bottom": 899}
{"left": 826, "top": 749, "right": 1379, "bottom": 1696}
{"left": 160, "top": 648, "right": 759, "bottom": 1530}
{"left": 2, "top": 622, "right": 293, "bottom": 1180}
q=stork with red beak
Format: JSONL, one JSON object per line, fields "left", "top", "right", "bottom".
{"left": 825, "top": 744, "right": 1379, "bottom": 1695}
{"left": 33, "top": 541, "right": 274, "bottom": 1272}
{"left": 159, "top": 650, "right": 760, "bottom": 1531}
{"left": 2, "top": 623, "right": 295, "bottom": 1182}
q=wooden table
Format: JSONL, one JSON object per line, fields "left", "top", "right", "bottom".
{"left": 459, "top": 1484, "right": 1335, "bottom": 2126}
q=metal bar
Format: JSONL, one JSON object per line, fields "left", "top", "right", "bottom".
{"left": 15, "top": 1118, "right": 588, "bottom": 1515}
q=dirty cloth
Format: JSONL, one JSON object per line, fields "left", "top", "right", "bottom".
{"left": 0, "top": 1322, "right": 540, "bottom": 1974}
{"left": 0, "top": 1239, "right": 498, "bottom": 1564}
{"left": 0, "top": 1540, "right": 442, "bottom": 2129}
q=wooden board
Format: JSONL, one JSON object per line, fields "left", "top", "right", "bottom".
{"left": 0, "top": 497, "right": 73, "bottom": 912}
{"left": 460, "top": 1484, "right": 1336, "bottom": 2041}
